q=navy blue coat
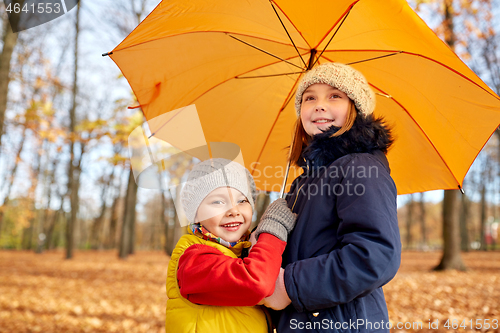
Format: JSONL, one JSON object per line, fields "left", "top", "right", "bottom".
{"left": 276, "top": 115, "right": 401, "bottom": 333}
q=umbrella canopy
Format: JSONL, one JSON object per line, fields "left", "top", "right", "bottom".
{"left": 108, "top": 0, "right": 500, "bottom": 195}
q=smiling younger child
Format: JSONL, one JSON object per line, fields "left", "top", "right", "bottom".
{"left": 165, "top": 158, "right": 296, "bottom": 333}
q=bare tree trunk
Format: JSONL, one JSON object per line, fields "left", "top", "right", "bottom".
{"left": 103, "top": 165, "right": 124, "bottom": 249}
{"left": 41, "top": 152, "right": 60, "bottom": 250}
{"left": 45, "top": 207, "right": 62, "bottom": 250}
{"left": 0, "top": 206, "right": 7, "bottom": 241}
{"left": 479, "top": 184, "right": 487, "bottom": 250}
{"left": 170, "top": 183, "right": 186, "bottom": 252}
{"left": 149, "top": 219, "right": 156, "bottom": 250}
{"left": 434, "top": 190, "right": 466, "bottom": 271}
{"left": 460, "top": 192, "right": 470, "bottom": 252}
{"left": 119, "top": 168, "right": 138, "bottom": 258}
{"left": 0, "top": 206, "right": 4, "bottom": 240}
{"left": 90, "top": 171, "right": 114, "bottom": 249}
{"left": 118, "top": 195, "right": 130, "bottom": 258}
{"left": 35, "top": 211, "right": 45, "bottom": 254}
{"left": 91, "top": 212, "right": 106, "bottom": 250}
{"left": 22, "top": 136, "right": 43, "bottom": 251}
{"left": 419, "top": 192, "right": 427, "bottom": 249}
{"left": 443, "top": 0, "right": 456, "bottom": 48}
{"left": 22, "top": 164, "right": 43, "bottom": 251}
{"left": 129, "top": 181, "right": 137, "bottom": 255}
{"left": 41, "top": 176, "right": 55, "bottom": 229}
{"left": 22, "top": 221, "right": 34, "bottom": 250}
{"left": 150, "top": 194, "right": 162, "bottom": 250}
{"left": 107, "top": 190, "right": 121, "bottom": 249}
{"left": 129, "top": 178, "right": 138, "bottom": 254}
{"left": 66, "top": 1, "right": 81, "bottom": 260}
{"left": 162, "top": 192, "right": 169, "bottom": 255}
{"left": 0, "top": 3, "right": 21, "bottom": 146}
{"left": 164, "top": 195, "right": 176, "bottom": 256}
{"left": 32, "top": 142, "right": 46, "bottom": 254}
{"left": 406, "top": 194, "right": 413, "bottom": 250}
{"left": 78, "top": 209, "right": 87, "bottom": 249}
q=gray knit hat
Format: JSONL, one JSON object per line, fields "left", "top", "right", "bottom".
{"left": 295, "top": 62, "right": 375, "bottom": 117}
{"left": 180, "top": 158, "right": 257, "bottom": 223}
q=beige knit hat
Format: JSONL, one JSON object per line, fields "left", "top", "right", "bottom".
{"left": 295, "top": 62, "right": 375, "bottom": 117}
{"left": 180, "top": 158, "right": 257, "bottom": 223}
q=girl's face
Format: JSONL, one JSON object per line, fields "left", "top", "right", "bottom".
{"left": 195, "top": 187, "right": 253, "bottom": 243}
{"left": 300, "top": 83, "right": 351, "bottom": 136}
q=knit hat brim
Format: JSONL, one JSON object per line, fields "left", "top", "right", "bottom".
{"left": 180, "top": 158, "right": 256, "bottom": 224}
{"left": 295, "top": 62, "right": 375, "bottom": 117}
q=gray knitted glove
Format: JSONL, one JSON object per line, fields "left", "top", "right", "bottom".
{"left": 254, "top": 198, "right": 297, "bottom": 242}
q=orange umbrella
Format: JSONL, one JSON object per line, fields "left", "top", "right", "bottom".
{"left": 106, "top": 0, "right": 500, "bottom": 195}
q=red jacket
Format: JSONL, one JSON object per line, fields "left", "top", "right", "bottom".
{"left": 177, "top": 233, "right": 286, "bottom": 306}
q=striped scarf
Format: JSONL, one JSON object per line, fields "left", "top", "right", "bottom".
{"left": 189, "top": 223, "right": 252, "bottom": 257}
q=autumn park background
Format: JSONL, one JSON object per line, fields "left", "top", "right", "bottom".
{"left": 0, "top": 0, "right": 499, "bottom": 332}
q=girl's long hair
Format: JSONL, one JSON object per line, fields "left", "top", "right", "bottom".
{"left": 288, "top": 101, "right": 358, "bottom": 167}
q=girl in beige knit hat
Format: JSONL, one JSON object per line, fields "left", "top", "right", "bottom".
{"left": 263, "top": 63, "right": 402, "bottom": 333}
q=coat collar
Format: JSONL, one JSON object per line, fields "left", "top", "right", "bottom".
{"left": 300, "top": 114, "right": 394, "bottom": 172}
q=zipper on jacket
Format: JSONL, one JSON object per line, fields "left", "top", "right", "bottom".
{"left": 291, "top": 183, "right": 305, "bottom": 212}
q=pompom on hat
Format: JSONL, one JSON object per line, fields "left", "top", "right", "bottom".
{"left": 180, "top": 158, "right": 257, "bottom": 224}
{"left": 294, "top": 62, "right": 376, "bottom": 117}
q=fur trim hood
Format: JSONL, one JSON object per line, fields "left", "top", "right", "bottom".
{"left": 301, "top": 114, "right": 394, "bottom": 170}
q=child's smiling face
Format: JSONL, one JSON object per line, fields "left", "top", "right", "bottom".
{"left": 300, "top": 83, "right": 351, "bottom": 136}
{"left": 195, "top": 187, "right": 253, "bottom": 243}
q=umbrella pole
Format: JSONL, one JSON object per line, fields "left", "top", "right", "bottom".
{"left": 279, "top": 125, "right": 297, "bottom": 198}
{"left": 279, "top": 160, "right": 291, "bottom": 199}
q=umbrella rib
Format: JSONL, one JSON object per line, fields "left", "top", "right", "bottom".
{"left": 113, "top": 31, "right": 309, "bottom": 54}
{"left": 228, "top": 34, "right": 304, "bottom": 70}
{"left": 236, "top": 71, "right": 304, "bottom": 79}
{"left": 280, "top": 86, "right": 298, "bottom": 112}
{"left": 267, "top": 1, "right": 312, "bottom": 50}
{"left": 346, "top": 51, "right": 403, "bottom": 65}
{"left": 269, "top": 0, "right": 307, "bottom": 68}
{"left": 142, "top": 127, "right": 156, "bottom": 166}
{"left": 312, "top": 6, "right": 354, "bottom": 68}
{"left": 148, "top": 106, "right": 185, "bottom": 139}
{"left": 313, "top": 0, "right": 360, "bottom": 51}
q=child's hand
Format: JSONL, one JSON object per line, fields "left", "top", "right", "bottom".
{"left": 260, "top": 268, "right": 291, "bottom": 310}
{"left": 254, "top": 198, "right": 297, "bottom": 242}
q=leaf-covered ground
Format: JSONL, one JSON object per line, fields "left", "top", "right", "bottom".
{"left": 1, "top": 250, "right": 498, "bottom": 332}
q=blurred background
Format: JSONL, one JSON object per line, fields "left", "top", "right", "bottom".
{"left": 0, "top": 0, "right": 499, "bottom": 332}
